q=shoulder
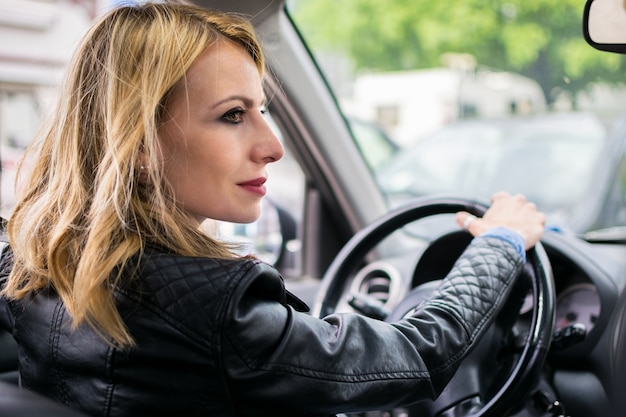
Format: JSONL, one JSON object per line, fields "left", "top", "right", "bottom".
{"left": 114, "top": 250, "right": 285, "bottom": 346}
{"left": 141, "top": 249, "right": 268, "bottom": 284}
{"left": 124, "top": 248, "right": 279, "bottom": 302}
{"left": 116, "top": 249, "right": 285, "bottom": 329}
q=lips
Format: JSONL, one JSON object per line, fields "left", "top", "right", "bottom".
{"left": 238, "top": 177, "right": 267, "bottom": 196}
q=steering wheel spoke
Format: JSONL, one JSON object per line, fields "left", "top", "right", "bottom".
{"left": 346, "top": 292, "right": 391, "bottom": 320}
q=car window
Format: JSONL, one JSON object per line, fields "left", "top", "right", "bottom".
{"left": 286, "top": 0, "right": 626, "bottom": 233}
{"left": 0, "top": 89, "right": 41, "bottom": 218}
{"left": 348, "top": 118, "right": 398, "bottom": 171}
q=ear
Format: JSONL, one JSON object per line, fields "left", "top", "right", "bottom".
{"left": 137, "top": 151, "right": 150, "bottom": 181}
{"left": 137, "top": 147, "right": 149, "bottom": 168}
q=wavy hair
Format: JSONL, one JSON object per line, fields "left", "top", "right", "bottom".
{"left": 3, "top": 2, "right": 265, "bottom": 347}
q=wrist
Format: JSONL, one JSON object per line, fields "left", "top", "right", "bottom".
{"left": 479, "top": 227, "right": 526, "bottom": 261}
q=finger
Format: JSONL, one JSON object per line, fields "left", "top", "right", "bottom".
{"left": 455, "top": 211, "right": 477, "bottom": 231}
{"left": 490, "top": 191, "right": 511, "bottom": 202}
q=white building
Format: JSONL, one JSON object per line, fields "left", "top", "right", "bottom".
{"left": 345, "top": 64, "right": 547, "bottom": 147}
{"left": 0, "top": 0, "right": 98, "bottom": 216}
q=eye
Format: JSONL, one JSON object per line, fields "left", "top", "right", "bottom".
{"left": 222, "top": 107, "right": 245, "bottom": 124}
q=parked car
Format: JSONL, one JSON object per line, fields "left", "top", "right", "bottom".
{"left": 348, "top": 117, "right": 399, "bottom": 171}
{"left": 376, "top": 112, "right": 626, "bottom": 234}
{"left": 1, "top": 0, "right": 626, "bottom": 416}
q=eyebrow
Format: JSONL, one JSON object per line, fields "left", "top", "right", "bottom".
{"left": 211, "top": 94, "right": 267, "bottom": 109}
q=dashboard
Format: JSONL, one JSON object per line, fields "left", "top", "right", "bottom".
{"left": 406, "top": 229, "right": 614, "bottom": 349}
{"left": 333, "top": 228, "right": 613, "bottom": 343}
{"left": 327, "top": 226, "right": 626, "bottom": 416}
{"left": 326, "top": 224, "right": 626, "bottom": 417}
{"left": 308, "top": 202, "right": 626, "bottom": 417}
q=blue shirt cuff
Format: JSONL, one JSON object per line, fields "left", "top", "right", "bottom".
{"left": 479, "top": 226, "right": 526, "bottom": 262}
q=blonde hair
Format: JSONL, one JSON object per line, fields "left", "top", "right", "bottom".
{"left": 3, "top": 2, "right": 265, "bottom": 347}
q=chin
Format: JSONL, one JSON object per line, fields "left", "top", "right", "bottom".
{"left": 221, "top": 211, "right": 261, "bottom": 225}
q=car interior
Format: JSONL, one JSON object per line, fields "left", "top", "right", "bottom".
{"left": 1, "top": 0, "right": 626, "bottom": 416}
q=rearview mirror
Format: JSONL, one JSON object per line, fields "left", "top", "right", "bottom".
{"left": 583, "top": 0, "right": 626, "bottom": 53}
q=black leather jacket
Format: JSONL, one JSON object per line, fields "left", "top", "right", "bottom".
{"left": 0, "top": 237, "right": 523, "bottom": 417}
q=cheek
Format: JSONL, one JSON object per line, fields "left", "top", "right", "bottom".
{"left": 165, "top": 147, "right": 211, "bottom": 191}
{"left": 163, "top": 136, "right": 235, "bottom": 201}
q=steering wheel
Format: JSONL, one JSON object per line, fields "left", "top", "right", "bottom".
{"left": 313, "top": 196, "right": 556, "bottom": 417}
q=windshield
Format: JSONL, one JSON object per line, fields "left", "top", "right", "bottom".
{"left": 287, "top": 0, "right": 626, "bottom": 233}
{"left": 377, "top": 113, "right": 605, "bottom": 207}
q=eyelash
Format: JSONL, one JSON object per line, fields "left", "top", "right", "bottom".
{"left": 222, "top": 108, "right": 245, "bottom": 124}
{"left": 221, "top": 106, "right": 268, "bottom": 124}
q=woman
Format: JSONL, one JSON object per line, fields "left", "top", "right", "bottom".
{"left": 0, "top": 2, "right": 545, "bottom": 416}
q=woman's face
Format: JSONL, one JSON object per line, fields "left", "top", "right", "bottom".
{"left": 158, "top": 39, "right": 283, "bottom": 225}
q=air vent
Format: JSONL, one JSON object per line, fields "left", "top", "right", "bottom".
{"left": 349, "top": 261, "right": 402, "bottom": 309}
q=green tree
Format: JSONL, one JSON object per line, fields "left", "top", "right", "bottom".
{"left": 288, "top": 0, "right": 626, "bottom": 105}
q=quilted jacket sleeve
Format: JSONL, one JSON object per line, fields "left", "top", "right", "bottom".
{"left": 220, "top": 236, "right": 524, "bottom": 416}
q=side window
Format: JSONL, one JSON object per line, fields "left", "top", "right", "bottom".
{"left": 0, "top": 0, "right": 92, "bottom": 219}
{"left": 0, "top": 89, "right": 42, "bottom": 218}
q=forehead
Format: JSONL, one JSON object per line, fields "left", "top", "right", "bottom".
{"left": 162, "top": 38, "right": 265, "bottom": 115}
{"left": 184, "top": 39, "right": 262, "bottom": 91}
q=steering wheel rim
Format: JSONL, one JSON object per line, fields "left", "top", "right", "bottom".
{"left": 313, "top": 195, "right": 556, "bottom": 417}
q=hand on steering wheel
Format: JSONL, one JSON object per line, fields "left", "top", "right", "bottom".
{"left": 456, "top": 192, "right": 546, "bottom": 251}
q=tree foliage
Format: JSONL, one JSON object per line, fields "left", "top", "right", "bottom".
{"left": 288, "top": 0, "right": 626, "bottom": 104}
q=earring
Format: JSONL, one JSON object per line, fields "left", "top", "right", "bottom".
{"left": 140, "top": 165, "right": 147, "bottom": 171}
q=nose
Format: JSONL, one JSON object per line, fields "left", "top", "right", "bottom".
{"left": 254, "top": 114, "right": 284, "bottom": 163}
